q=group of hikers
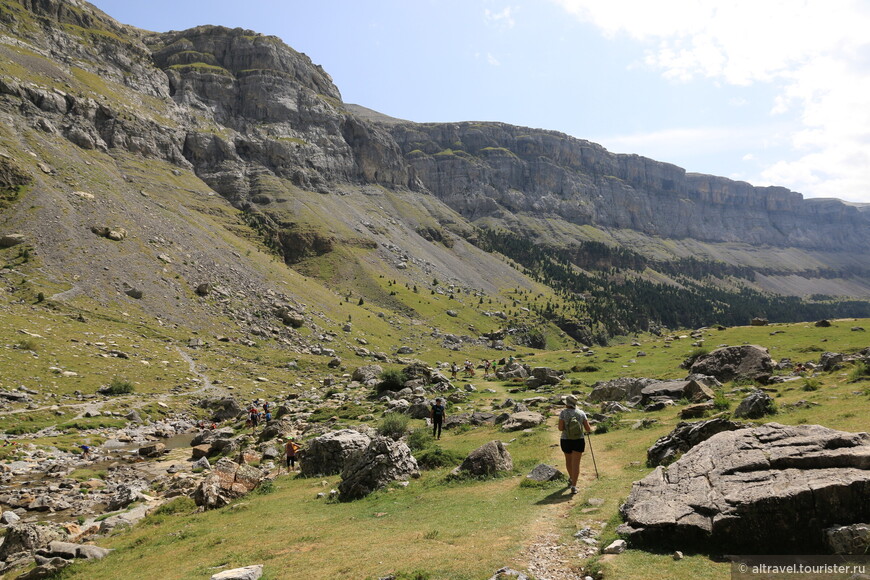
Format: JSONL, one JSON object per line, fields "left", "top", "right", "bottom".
{"left": 450, "top": 357, "right": 511, "bottom": 379}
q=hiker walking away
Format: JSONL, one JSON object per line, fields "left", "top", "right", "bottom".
{"left": 558, "top": 394, "right": 592, "bottom": 494}
{"left": 249, "top": 406, "right": 259, "bottom": 431}
{"left": 450, "top": 362, "right": 459, "bottom": 380}
{"left": 285, "top": 437, "right": 301, "bottom": 472}
{"left": 431, "top": 397, "right": 446, "bottom": 440}
{"left": 483, "top": 359, "right": 491, "bottom": 374}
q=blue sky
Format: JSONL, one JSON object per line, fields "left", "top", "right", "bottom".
{"left": 89, "top": 0, "right": 870, "bottom": 204}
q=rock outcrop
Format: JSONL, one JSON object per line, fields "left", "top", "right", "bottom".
{"left": 690, "top": 345, "right": 774, "bottom": 383}
{"left": 337, "top": 436, "right": 418, "bottom": 500}
{"left": 299, "top": 429, "right": 371, "bottom": 477}
{"left": 620, "top": 423, "right": 870, "bottom": 553}
{"left": 646, "top": 418, "right": 746, "bottom": 467}
{"left": 453, "top": 440, "right": 513, "bottom": 477}
{"left": 193, "top": 458, "right": 264, "bottom": 509}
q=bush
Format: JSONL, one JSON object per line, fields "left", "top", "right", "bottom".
{"left": 100, "top": 378, "right": 134, "bottom": 395}
{"left": 154, "top": 496, "right": 196, "bottom": 515}
{"left": 377, "top": 413, "right": 410, "bottom": 440}
{"left": 407, "top": 428, "right": 434, "bottom": 452}
{"left": 712, "top": 389, "right": 730, "bottom": 411}
{"left": 571, "top": 364, "right": 600, "bottom": 373}
{"left": 593, "top": 415, "right": 620, "bottom": 434}
{"left": 802, "top": 378, "right": 821, "bottom": 391}
{"left": 376, "top": 369, "right": 408, "bottom": 394}
{"left": 415, "top": 446, "right": 464, "bottom": 469}
{"left": 848, "top": 362, "right": 870, "bottom": 383}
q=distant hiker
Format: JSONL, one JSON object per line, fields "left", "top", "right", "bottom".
{"left": 483, "top": 359, "right": 492, "bottom": 373}
{"left": 558, "top": 394, "right": 592, "bottom": 494}
{"left": 263, "top": 401, "right": 270, "bottom": 414}
{"left": 463, "top": 360, "right": 475, "bottom": 377}
{"left": 431, "top": 398, "right": 446, "bottom": 440}
{"left": 80, "top": 444, "right": 91, "bottom": 460}
{"left": 450, "top": 362, "right": 459, "bottom": 380}
{"left": 249, "top": 406, "right": 259, "bottom": 431}
{"left": 285, "top": 437, "right": 301, "bottom": 472}
{"left": 264, "top": 409, "right": 272, "bottom": 422}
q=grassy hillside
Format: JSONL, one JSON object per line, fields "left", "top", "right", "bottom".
{"left": 2, "top": 316, "right": 864, "bottom": 580}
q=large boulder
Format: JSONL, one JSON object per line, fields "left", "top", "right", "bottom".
{"left": 619, "top": 423, "right": 870, "bottom": 553}
{"left": 454, "top": 440, "right": 513, "bottom": 477}
{"left": 646, "top": 418, "right": 746, "bottom": 467}
{"left": 0, "top": 523, "right": 67, "bottom": 562}
{"left": 199, "top": 397, "right": 244, "bottom": 422}
{"left": 689, "top": 345, "right": 774, "bottom": 383}
{"left": 193, "top": 458, "right": 264, "bottom": 510}
{"left": 733, "top": 389, "right": 775, "bottom": 419}
{"left": 496, "top": 362, "right": 529, "bottom": 380}
{"left": 338, "top": 436, "right": 419, "bottom": 500}
{"left": 351, "top": 364, "right": 383, "bottom": 384}
{"left": 500, "top": 411, "right": 545, "bottom": 431}
{"left": 299, "top": 429, "right": 371, "bottom": 477}
{"left": 588, "top": 377, "right": 658, "bottom": 402}
{"left": 640, "top": 380, "right": 714, "bottom": 405}
{"left": 525, "top": 367, "right": 564, "bottom": 388}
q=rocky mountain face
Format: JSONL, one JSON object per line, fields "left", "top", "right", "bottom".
{"left": 387, "top": 122, "right": 870, "bottom": 251}
{"left": 1, "top": 0, "right": 869, "bottom": 338}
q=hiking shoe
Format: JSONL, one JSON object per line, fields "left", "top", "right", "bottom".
{"left": 570, "top": 486, "right": 578, "bottom": 494}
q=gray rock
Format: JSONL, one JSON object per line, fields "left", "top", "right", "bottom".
{"left": 454, "top": 440, "right": 513, "bottom": 477}
{"left": 192, "top": 456, "right": 211, "bottom": 471}
{"left": 824, "top": 523, "right": 870, "bottom": 555}
{"left": 526, "top": 464, "right": 564, "bottom": 482}
{"left": 589, "top": 377, "right": 658, "bottom": 402}
{"left": 690, "top": 345, "right": 774, "bottom": 383}
{"left": 640, "top": 380, "right": 714, "bottom": 404}
{"left": 0, "top": 523, "right": 66, "bottom": 561}
{"left": 210, "top": 565, "right": 264, "bottom": 580}
{"left": 500, "top": 411, "right": 545, "bottom": 431}
{"left": 300, "top": 429, "right": 372, "bottom": 477}
{"left": 488, "top": 568, "right": 530, "bottom": 580}
{"left": 733, "top": 389, "right": 775, "bottom": 419}
{"left": 338, "top": 436, "right": 419, "bottom": 501}
{"left": 76, "top": 544, "right": 111, "bottom": 560}
{"left": 0, "top": 233, "right": 26, "bottom": 248}
{"left": 620, "top": 423, "right": 870, "bottom": 553}
{"left": 1, "top": 510, "right": 21, "bottom": 525}
{"left": 16, "top": 559, "right": 70, "bottom": 579}
{"left": 603, "top": 539, "right": 627, "bottom": 554}
{"left": 193, "top": 458, "right": 264, "bottom": 510}
{"left": 200, "top": 397, "right": 244, "bottom": 422}
{"left": 351, "top": 364, "right": 383, "bottom": 384}
{"left": 138, "top": 442, "right": 166, "bottom": 457}
{"left": 646, "top": 418, "right": 747, "bottom": 467}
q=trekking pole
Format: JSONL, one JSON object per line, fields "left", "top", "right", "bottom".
{"left": 586, "top": 432, "right": 599, "bottom": 479}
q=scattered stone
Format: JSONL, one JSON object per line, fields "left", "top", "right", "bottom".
{"left": 603, "top": 539, "right": 626, "bottom": 554}
{"left": 672, "top": 551, "right": 684, "bottom": 560}
{"left": 526, "top": 464, "right": 564, "bottom": 482}
{"left": 138, "top": 442, "right": 166, "bottom": 458}
{"left": 210, "top": 565, "right": 264, "bottom": 580}
{"left": 733, "top": 389, "right": 775, "bottom": 419}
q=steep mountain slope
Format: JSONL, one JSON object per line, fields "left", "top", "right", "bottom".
{"left": 1, "top": 0, "right": 869, "bottom": 346}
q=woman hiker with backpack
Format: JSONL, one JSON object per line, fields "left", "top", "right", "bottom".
{"left": 558, "top": 394, "right": 592, "bottom": 494}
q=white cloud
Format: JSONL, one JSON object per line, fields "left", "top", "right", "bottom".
{"left": 551, "top": 0, "right": 870, "bottom": 202}
{"left": 484, "top": 7, "right": 516, "bottom": 29}
{"left": 487, "top": 52, "right": 501, "bottom": 66}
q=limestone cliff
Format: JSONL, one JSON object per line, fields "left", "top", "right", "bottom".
{"left": 1, "top": 0, "right": 869, "bottom": 311}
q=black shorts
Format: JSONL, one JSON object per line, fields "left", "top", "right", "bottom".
{"left": 560, "top": 437, "right": 586, "bottom": 454}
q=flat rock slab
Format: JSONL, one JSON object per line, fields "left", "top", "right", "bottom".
{"left": 620, "top": 422, "right": 870, "bottom": 554}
